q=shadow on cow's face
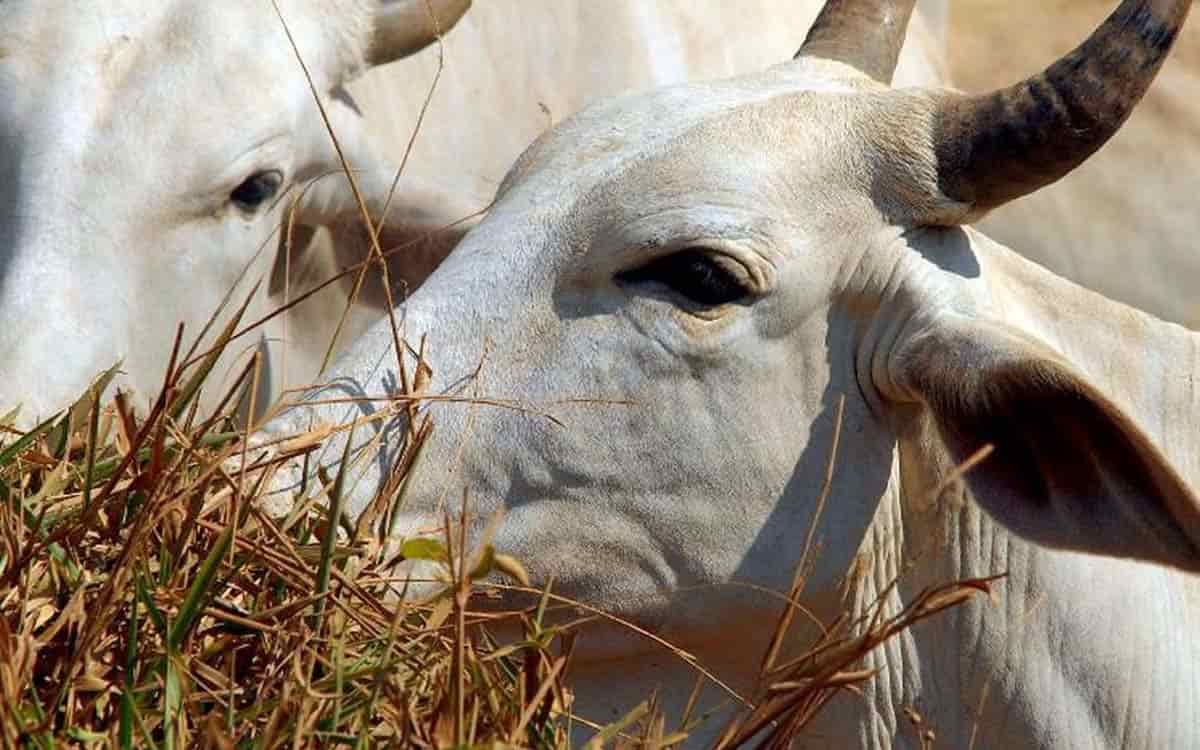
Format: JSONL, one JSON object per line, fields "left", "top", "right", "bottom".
{"left": 0, "top": 0, "right": 468, "bottom": 423}
{"left": 0, "top": 121, "right": 25, "bottom": 312}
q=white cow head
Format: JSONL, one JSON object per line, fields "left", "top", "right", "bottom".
{"left": 271, "top": 0, "right": 1200, "bottom": 654}
{"left": 0, "top": 0, "right": 470, "bottom": 421}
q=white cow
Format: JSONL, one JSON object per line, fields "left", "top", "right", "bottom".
{"left": 263, "top": 0, "right": 1200, "bottom": 746}
{"left": 0, "top": 0, "right": 474, "bottom": 421}
{"left": 0, "top": 1, "right": 947, "bottom": 425}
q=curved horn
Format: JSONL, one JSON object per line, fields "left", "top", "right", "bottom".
{"left": 933, "top": 0, "right": 1191, "bottom": 219}
{"left": 366, "top": 0, "right": 472, "bottom": 67}
{"left": 796, "top": 0, "right": 918, "bottom": 84}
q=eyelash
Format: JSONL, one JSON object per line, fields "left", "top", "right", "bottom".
{"left": 615, "top": 248, "right": 748, "bottom": 307}
{"left": 230, "top": 170, "right": 283, "bottom": 212}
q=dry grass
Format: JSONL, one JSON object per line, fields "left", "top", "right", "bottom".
{"left": 0, "top": 300, "right": 994, "bottom": 748}
{"left": 0, "top": 310, "right": 574, "bottom": 749}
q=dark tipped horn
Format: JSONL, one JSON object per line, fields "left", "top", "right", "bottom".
{"left": 933, "top": 0, "right": 1191, "bottom": 219}
{"left": 796, "top": 0, "right": 918, "bottom": 84}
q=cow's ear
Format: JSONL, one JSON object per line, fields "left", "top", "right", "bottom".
{"left": 279, "top": 165, "right": 479, "bottom": 302}
{"left": 319, "top": 198, "right": 478, "bottom": 307}
{"left": 890, "top": 315, "right": 1200, "bottom": 572}
{"left": 366, "top": 0, "right": 471, "bottom": 67}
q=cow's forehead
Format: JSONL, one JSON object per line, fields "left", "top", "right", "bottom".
{"left": 0, "top": 0, "right": 374, "bottom": 196}
{"left": 496, "top": 65, "right": 877, "bottom": 226}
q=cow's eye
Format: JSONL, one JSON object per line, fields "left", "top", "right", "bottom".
{"left": 616, "top": 249, "right": 748, "bottom": 307}
{"left": 230, "top": 170, "right": 283, "bottom": 212}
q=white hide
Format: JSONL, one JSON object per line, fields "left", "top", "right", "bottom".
{"left": 263, "top": 20, "right": 1200, "bottom": 750}
{"left": 289, "top": 0, "right": 949, "bottom": 396}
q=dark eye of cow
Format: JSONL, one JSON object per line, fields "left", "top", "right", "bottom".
{"left": 616, "top": 248, "right": 748, "bottom": 307}
{"left": 230, "top": 170, "right": 283, "bottom": 212}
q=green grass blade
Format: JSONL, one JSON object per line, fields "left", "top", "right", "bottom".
{"left": 81, "top": 383, "right": 103, "bottom": 514}
{"left": 0, "top": 413, "right": 59, "bottom": 469}
{"left": 135, "top": 569, "right": 168, "bottom": 637}
{"left": 399, "top": 537, "right": 447, "bottom": 563}
{"left": 168, "top": 523, "right": 233, "bottom": 650}
{"left": 332, "top": 626, "right": 346, "bottom": 733}
{"left": 48, "top": 363, "right": 123, "bottom": 460}
{"left": 129, "top": 698, "right": 160, "bottom": 750}
{"left": 0, "top": 404, "right": 22, "bottom": 429}
{"left": 170, "top": 281, "right": 260, "bottom": 422}
{"left": 163, "top": 648, "right": 182, "bottom": 750}
{"left": 313, "top": 424, "right": 356, "bottom": 629}
{"left": 584, "top": 701, "right": 650, "bottom": 750}
{"left": 44, "top": 364, "right": 118, "bottom": 460}
{"left": 119, "top": 592, "right": 140, "bottom": 750}
{"left": 69, "top": 363, "right": 122, "bottom": 431}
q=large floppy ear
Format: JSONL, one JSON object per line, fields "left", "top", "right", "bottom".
{"left": 890, "top": 315, "right": 1200, "bottom": 573}
{"left": 366, "top": 0, "right": 471, "bottom": 68}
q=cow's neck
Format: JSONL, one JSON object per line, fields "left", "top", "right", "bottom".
{"left": 560, "top": 460, "right": 920, "bottom": 746}
{"left": 870, "top": 228, "right": 1200, "bottom": 748}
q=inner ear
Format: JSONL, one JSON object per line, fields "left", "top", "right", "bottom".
{"left": 324, "top": 211, "right": 476, "bottom": 308}
{"left": 284, "top": 150, "right": 482, "bottom": 307}
{"left": 891, "top": 317, "right": 1200, "bottom": 572}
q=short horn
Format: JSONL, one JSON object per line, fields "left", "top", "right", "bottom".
{"left": 933, "top": 0, "right": 1191, "bottom": 219}
{"left": 366, "top": 0, "right": 472, "bottom": 67}
{"left": 796, "top": 0, "right": 918, "bottom": 84}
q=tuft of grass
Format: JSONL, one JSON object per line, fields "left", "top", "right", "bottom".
{"left": 0, "top": 319, "right": 576, "bottom": 749}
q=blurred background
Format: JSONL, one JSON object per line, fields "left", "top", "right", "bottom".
{"left": 950, "top": 0, "right": 1200, "bottom": 328}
